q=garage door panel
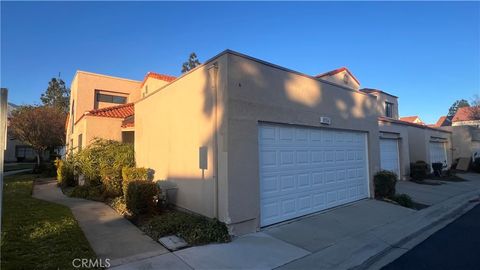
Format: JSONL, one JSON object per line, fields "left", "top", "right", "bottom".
{"left": 380, "top": 139, "right": 400, "bottom": 177}
{"left": 430, "top": 142, "right": 447, "bottom": 164}
{"left": 260, "top": 167, "right": 366, "bottom": 200}
{"left": 259, "top": 124, "right": 369, "bottom": 226}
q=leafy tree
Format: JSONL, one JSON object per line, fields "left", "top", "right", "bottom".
{"left": 447, "top": 99, "right": 470, "bottom": 119}
{"left": 9, "top": 105, "right": 66, "bottom": 165}
{"left": 41, "top": 78, "right": 70, "bottom": 113}
{"left": 181, "top": 52, "right": 201, "bottom": 73}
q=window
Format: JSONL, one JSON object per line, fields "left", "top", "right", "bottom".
{"left": 96, "top": 93, "right": 127, "bottom": 104}
{"left": 385, "top": 102, "right": 394, "bottom": 118}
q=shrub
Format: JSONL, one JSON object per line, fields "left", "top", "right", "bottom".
{"left": 472, "top": 157, "right": 480, "bottom": 173}
{"left": 100, "top": 167, "right": 123, "bottom": 198}
{"left": 122, "top": 167, "right": 149, "bottom": 181}
{"left": 432, "top": 162, "right": 443, "bottom": 177}
{"left": 55, "top": 158, "right": 76, "bottom": 187}
{"left": 125, "top": 180, "right": 159, "bottom": 216}
{"left": 76, "top": 139, "right": 134, "bottom": 185}
{"left": 142, "top": 211, "right": 230, "bottom": 245}
{"left": 374, "top": 170, "right": 397, "bottom": 198}
{"left": 70, "top": 184, "right": 104, "bottom": 201}
{"left": 108, "top": 196, "right": 129, "bottom": 216}
{"left": 410, "top": 161, "right": 430, "bottom": 180}
{"left": 391, "top": 194, "right": 414, "bottom": 208}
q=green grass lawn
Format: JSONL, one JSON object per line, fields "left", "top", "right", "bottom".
{"left": 4, "top": 163, "right": 34, "bottom": 172}
{"left": 1, "top": 174, "right": 98, "bottom": 270}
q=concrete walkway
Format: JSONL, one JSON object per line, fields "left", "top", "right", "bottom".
{"left": 32, "top": 178, "right": 182, "bottom": 268}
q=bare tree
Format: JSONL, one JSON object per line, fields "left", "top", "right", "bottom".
{"left": 469, "top": 95, "right": 480, "bottom": 120}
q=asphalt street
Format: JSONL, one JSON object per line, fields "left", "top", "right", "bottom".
{"left": 382, "top": 203, "right": 480, "bottom": 270}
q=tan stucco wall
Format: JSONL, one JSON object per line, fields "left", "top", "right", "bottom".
{"left": 406, "top": 125, "right": 452, "bottom": 166}
{"left": 84, "top": 116, "right": 124, "bottom": 144}
{"left": 139, "top": 78, "right": 170, "bottom": 98}
{"left": 378, "top": 121, "right": 410, "bottom": 180}
{"left": 443, "top": 126, "right": 480, "bottom": 160}
{"left": 134, "top": 55, "right": 229, "bottom": 220}
{"left": 368, "top": 92, "right": 399, "bottom": 120}
{"left": 225, "top": 53, "right": 380, "bottom": 234}
{"left": 66, "top": 71, "right": 141, "bottom": 151}
{"left": 320, "top": 70, "right": 360, "bottom": 91}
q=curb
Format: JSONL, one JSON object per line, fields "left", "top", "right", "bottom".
{"left": 350, "top": 190, "right": 480, "bottom": 270}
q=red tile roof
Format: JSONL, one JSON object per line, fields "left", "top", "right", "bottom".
{"left": 315, "top": 67, "right": 361, "bottom": 85}
{"left": 140, "top": 72, "right": 176, "bottom": 88}
{"left": 87, "top": 103, "right": 134, "bottom": 118}
{"left": 399, "top": 116, "right": 424, "bottom": 124}
{"left": 452, "top": 106, "right": 479, "bottom": 122}
{"left": 433, "top": 115, "right": 451, "bottom": 127}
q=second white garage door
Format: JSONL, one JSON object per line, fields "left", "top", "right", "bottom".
{"left": 259, "top": 123, "right": 369, "bottom": 227}
{"left": 380, "top": 139, "right": 400, "bottom": 177}
{"left": 429, "top": 142, "right": 447, "bottom": 166}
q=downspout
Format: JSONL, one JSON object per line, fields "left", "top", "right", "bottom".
{"left": 208, "top": 62, "right": 219, "bottom": 219}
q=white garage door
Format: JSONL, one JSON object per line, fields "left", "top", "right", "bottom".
{"left": 259, "top": 123, "right": 369, "bottom": 227}
{"left": 380, "top": 139, "right": 400, "bottom": 177}
{"left": 430, "top": 142, "right": 447, "bottom": 165}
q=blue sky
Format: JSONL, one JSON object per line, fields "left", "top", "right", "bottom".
{"left": 1, "top": 1, "right": 479, "bottom": 124}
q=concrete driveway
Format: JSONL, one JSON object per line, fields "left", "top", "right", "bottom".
{"left": 264, "top": 199, "right": 414, "bottom": 253}
{"left": 172, "top": 173, "right": 480, "bottom": 270}
{"left": 173, "top": 199, "right": 415, "bottom": 270}
{"left": 396, "top": 172, "right": 480, "bottom": 205}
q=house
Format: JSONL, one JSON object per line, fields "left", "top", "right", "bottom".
{"left": 399, "top": 116, "right": 425, "bottom": 125}
{"left": 452, "top": 106, "right": 480, "bottom": 127}
{"left": 358, "top": 89, "right": 410, "bottom": 180}
{"left": 66, "top": 49, "right": 453, "bottom": 235}
{"left": 65, "top": 70, "right": 175, "bottom": 151}
{"left": 4, "top": 102, "right": 48, "bottom": 162}
{"left": 440, "top": 106, "right": 480, "bottom": 160}
{"left": 134, "top": 50, "right": 380, "bottom": 234}
{"left": 432, "top": 115, "right": 451, "bottom": 127}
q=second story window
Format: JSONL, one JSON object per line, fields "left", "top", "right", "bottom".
{"left": 385, "top": 102, "right": 394, "bottom": 118}
{"left": 96, "top": 93, "right": 127, "bottom": 105}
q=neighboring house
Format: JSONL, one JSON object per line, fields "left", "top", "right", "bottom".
{"left": 432, "top": 115, "right": 451, "bottom": 127}
{"left": 399, "top": 116, "right": 425, "bottom": 125}
{"left": 360, "top": 89, "right": 451, "bottom": 180}
{"left": 66, "top": 49, "right": 454, "bottom": 235}
{"left": 65, "top": 70, "right": 176, "bottom": 152}
{"left": 451, "top": 106, "right": 480, "bottom": 127}
{"left": 440, "top": 107, "right": 480, "bottom": 160}
{"left": 4, "top": 102, "right": 45, "bottom": 162}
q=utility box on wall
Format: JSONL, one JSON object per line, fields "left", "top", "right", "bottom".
{"left": 199, "top": 146, "right": 208, "bottom": 170}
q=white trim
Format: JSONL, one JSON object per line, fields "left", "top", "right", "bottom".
{"left": 365, "top": 134, "right": 371, "bottom": 198}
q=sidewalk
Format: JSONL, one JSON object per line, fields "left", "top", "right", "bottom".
{"left": 32, "top": 178, "right": 179, "bottom": 268}
{"left": 144, "top": 173, "right": 479, "bottom": 270}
